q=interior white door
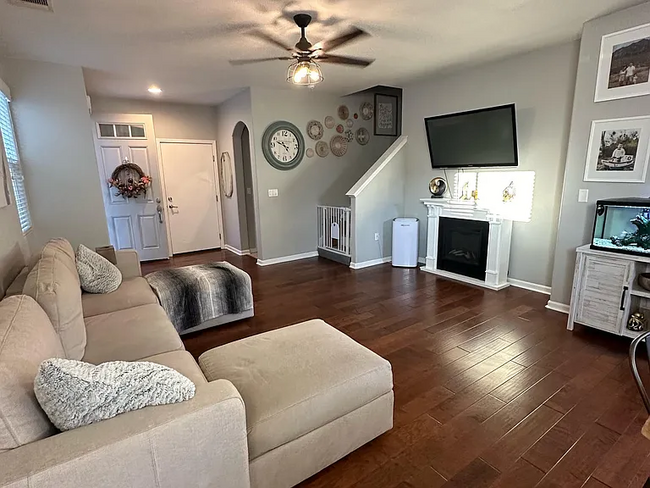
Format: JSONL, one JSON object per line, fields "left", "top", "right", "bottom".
{"left": 159, "top": 141, "right": 223, "bottom": 254}
{"left": 92, "top": 114, "right": 169, "bottom": 261}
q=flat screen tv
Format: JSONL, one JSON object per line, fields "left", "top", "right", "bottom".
{"left": 424, "top": 103, "right": 519, "bottom": 169}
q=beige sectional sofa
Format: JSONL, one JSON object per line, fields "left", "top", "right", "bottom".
{"left": 0, "top": 238, "right": 394, "bottom": 488}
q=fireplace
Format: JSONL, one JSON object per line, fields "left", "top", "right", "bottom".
{"left": 437, "top": 217, "right": 489, "bottom": 281}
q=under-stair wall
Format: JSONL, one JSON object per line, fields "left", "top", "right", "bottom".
{"left": 346, "top": 136, "right": 408, "bottom": 269}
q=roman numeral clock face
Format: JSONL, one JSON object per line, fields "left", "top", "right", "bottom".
{"left": 262, "top": 122, "right": 305, "bottom": 171}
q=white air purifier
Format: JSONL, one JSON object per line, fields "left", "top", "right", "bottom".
{"left": 392, "top": 218, "right": 419, "bottom": 268}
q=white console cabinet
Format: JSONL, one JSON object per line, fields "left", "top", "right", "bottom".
{"left": 568, "top": 244, "right": 650, "bottom": 338}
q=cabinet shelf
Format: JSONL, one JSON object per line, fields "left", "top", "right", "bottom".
{"left": 631, "top": 285, "right": 650, "bottom": 300}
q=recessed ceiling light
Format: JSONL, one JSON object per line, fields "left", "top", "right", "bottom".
{"left": 148, "top": 86, "right": 162, "bottom": 95}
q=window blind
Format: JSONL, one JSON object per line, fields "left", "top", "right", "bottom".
{"left": 0, "top": 91, "right": 32, "bottom": 232}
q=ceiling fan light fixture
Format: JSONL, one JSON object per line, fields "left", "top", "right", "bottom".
{"left": 287, "top": 59, "right": 323, "bottom": 87}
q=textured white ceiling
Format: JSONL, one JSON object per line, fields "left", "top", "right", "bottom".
{"left": 0, "top": 0, "right": 646, "bottom": 105}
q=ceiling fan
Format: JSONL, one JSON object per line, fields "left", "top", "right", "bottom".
{"left": 229, "top": 14, "right": 374, "bottom": 86}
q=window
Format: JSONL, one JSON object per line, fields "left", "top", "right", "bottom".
{"left": 97, "top": 123, "right": 145, "bottom": 139}
{"left": 0, "top": 91, "right": 32, "bottom": 232}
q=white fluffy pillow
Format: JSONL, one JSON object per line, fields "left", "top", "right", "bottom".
{"left": 76, "top": 244, "right": 122, "bottom": 294}
{"left": 34, "top": 358, "right": 196, "bottom": 431}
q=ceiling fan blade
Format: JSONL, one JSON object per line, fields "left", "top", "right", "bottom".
{"left": 248, "top": 30, "right": 294, "bottom": 51}
{"left": 313, "top": 27, "right": 369, "bottom": 52}
{"left": 229, "top": 57, "right": 293, "bottom": 66}
{"left": 317, "top": 54, "right": 374, "bottom": 67}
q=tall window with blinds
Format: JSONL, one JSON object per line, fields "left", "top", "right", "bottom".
{"left": 0, "top": 91, "right": 31, "bottom": 232}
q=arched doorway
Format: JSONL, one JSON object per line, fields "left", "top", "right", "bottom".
{"left": 232, "top": 122, "right": 257, "bottom": 256}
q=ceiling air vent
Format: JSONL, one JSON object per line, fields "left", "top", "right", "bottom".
{"left": 8, "top": 0, "right": 53, "bottom": 11}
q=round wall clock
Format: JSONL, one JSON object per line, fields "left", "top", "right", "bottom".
{"left": 307, "top": 120, "right": 324, "bottom": 141}
{"left": 356, "top": 127, "right": 370, "bottom": 145}
{"left": 324, "top": 116, "right": 335, "bottom": 129}
{"left": 338, "top": 105, "right": 350, "bottom": 120}
{"left": 330, "top": 135, "right": 348, "bottom": 157}
{"left": 262, "top": 121, "right": 305, "bottom": 171}
{"left": 360, "top": 102, "right": 374, "bottom": 120}
{"left": 315, "top": 141, "right": 329, "bottom": 157}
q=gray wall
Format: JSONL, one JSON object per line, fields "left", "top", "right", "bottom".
{"left": 249, "top": 86, "right": 395, "bottom": 261}
{"left": 351, "top": 141, "right": 407, "bottom": 264}
{"left": 2, "top": 58, "right": 109, "bottom": 251}
{"left": 90, "top": 96, "right": 218, "bottom": 141}
{"left": 0, "top": 60, "right": 30, "bottom": 295}
{"left": 550, "top": 2, "right": 650, "bottom": 305}
{"left": 214, "top": 89, "right": 257, "bottom": 253}
{"left": 403, "top": 41, "right": 580, "bottom": 288}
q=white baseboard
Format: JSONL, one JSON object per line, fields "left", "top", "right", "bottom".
{"left": 507, "top": 278, "right": 552, "bottom": 295}
{"left": 350, "top": 256, "right": 392, "bottom": 270}
{"left": 257, "top": 251, "right": 319, "bottom": 266}
{"left": 224, "top": 245, "right": 250, "bottom": 256}
{"left": 418, "top": 257, "right": 426, "bottom": 265}
{"left": 546, "top": 300, "right": 570, "bottom": 314}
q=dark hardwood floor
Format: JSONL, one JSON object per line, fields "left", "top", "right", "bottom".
{"left": 142, "top": 250, "right": 650, "bottom": 488}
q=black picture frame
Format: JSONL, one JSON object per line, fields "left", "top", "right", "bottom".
{"left": 374, "top": 93, "right": 399, "bottom": 137}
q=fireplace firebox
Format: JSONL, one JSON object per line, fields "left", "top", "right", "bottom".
{"left": 437, "top": 217, "right": 489, "bottom": 281}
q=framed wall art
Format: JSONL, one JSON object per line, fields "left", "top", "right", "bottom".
{"left": 374, "top": 93, "right": 398, "bottom": 136}
{"left": 595, "top": 23, "right": 650, "bottom": 102}
{"left": 584, "top": 115, "right": 650, "bottom": 183}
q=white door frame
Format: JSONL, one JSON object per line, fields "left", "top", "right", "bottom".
{"left": 156, "top": 138, "right": 224, "bottom": 256}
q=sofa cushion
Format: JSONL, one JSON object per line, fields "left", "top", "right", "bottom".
{"left": 82, "top": 277, "right": 158, "bottom": 318}
{"left": 83, "top": 304, "right": 184, "bottom": 364}
{"left": 198, "top": 319, "right": 393, "bottom": 460}
{"left": 23, "top": 255, "right": 86, "bottom": 360}
{"left": 0, "top": 295, "right": 64, "bottom": 452}
{"left": 39, "top": 238, "right": 80, "bottom": 286}
{"left": 140, "top": 351, "right": 208, "bottom": 386}
{"left": 76, "top": 244, "right": 122, "bottom": 294}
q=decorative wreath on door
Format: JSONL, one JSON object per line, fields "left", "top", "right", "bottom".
{"left": 108, "top": 160, "right": 151, "bottom": 198}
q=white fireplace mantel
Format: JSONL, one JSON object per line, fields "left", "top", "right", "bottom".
{"left": 420, "top": 198, "right": 513, "bottom": 291}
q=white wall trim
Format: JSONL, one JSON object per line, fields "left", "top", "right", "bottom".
{"left": 546, "top": 300, "right": 570, "bottom": 314}
{"left": 257, "top": 251, "right": 318, "bottom": 266}
{"left": 350, "top": 256, "right": 392, "bottom": 270}
{"left": 507, "top": 278, "right": 552, "bottom": 295}
{"left": 224, "top": 245, "right": 250, "bottom": 256}
{"left": 346, "top": 136, "right": 408, "bottom": 197}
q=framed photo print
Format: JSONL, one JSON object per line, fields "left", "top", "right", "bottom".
{"left": 584, "top": 115, "right": 650, "bottom": 183}
{"left": 374, "top": 93, "right": 398, "bottom": 136}
{"left": 595, "top": 23, "right": 650, "bottom": 102}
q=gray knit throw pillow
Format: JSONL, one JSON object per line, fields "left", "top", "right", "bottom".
{"left": 76, "top": 244, "right": 122, "bottom": 294}
{"left": 34, "top": 358, "right": 196, "bottom": 431}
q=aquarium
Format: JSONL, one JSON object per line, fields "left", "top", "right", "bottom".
{"left": 592, "top": 198, "right": 650, "bottom": 257}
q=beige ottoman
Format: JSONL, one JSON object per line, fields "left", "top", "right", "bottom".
{"left": 198, "top": 319, "right": 394, "bottom": 488}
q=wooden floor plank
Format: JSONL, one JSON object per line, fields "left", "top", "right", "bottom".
{"left": 140, "top": 252, "right": 648, "bottom": 488}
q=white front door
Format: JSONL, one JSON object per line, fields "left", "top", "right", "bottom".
{"left": 159, "top": 140, "right": 223, "bottom": 254}
{"left": 92, "top": 114, "right": 169, "bottom": 261}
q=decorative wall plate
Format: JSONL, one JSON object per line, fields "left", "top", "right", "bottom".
{"left": 344, "top": 129, "right": 354, "bottom": 142}
{"left": 261, "top": 121, "right": 305, "bottom": 171}
{"left": 360, "top": 102, "right": 374, "bottom": 120}
{"left": 338, "top": 105, "right": 350, "bottom": 120}
{"left": 336, "top": 124, "right": 344, "bottom": 133}
{"left": 307, "top": 120, "right": 324, "bottom": 141}
{"left": 354, "top": 113, "right": 359, "bottom": 119}
{"left": 306, "top": 148, "right": 315, "bottom": 158}
{"left": 315, "top": 141, "right": 329, "bottom": 157}
{"left": 346, "top": 119, "right": 354, "bottom": 128}
{"left": 356, "top": 127, "right": 370, "bottom": 145}
{"left": 324, "top": 116, "right": 335, "bottom": 129}
{"left": 330, "top": 135, "right": 348, "bottom": 157}
{"left": 220, "top": 152, "right": 234, "bottom": 198}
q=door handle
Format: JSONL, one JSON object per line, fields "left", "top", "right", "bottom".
{"left": 620, "top": 286, "right": 629, "bottom": 311}
{"left": 168, "top": 205, "right": 179, "bottom": 209}
{"left": 156, "top": 204, "right": 164, "bottom": 224}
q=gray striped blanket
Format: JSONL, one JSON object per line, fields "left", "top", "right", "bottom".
{"left": 145, "top": 262, "right": 253, "bottom": 333}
